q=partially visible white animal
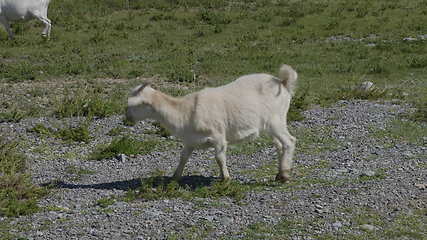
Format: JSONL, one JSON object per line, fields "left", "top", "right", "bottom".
{"left": 0, "top": 0, "right": 52, "bottom": 39}
{"left": 126, "top": 64, "right": 298, "bottom": 182}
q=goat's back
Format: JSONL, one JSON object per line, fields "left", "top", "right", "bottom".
{"left": 190, "top": 73, "right": 291, "bottom": 141}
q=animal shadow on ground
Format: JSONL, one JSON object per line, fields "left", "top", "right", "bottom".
{"left": 41, "top": 175, "right": 219, "bottom": 192}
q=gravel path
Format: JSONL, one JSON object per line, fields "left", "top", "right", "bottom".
{"left": 1, "top": 100, "right": 426, "bottom": 239}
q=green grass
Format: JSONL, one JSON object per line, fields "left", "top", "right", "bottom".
{"left": 96, "top": 197, "right": 116, "bottom": 208}
{"left": 0, "top": 110, "right": 25, "bottom": 123}
{"left": 54, "top": 85, "right": 125, "bottom": 119}
{"left": 1, "top": 0, "right": 426, "bottom": 120}
{"left": 89, "top": 136, "right": 162, "bottom": 160}
{"left": 0, "top": 138, "right": 47, "bottom": 217}
{"left": 370, "top": 119, "right": 427, "bottom": 145}
{"left": 107, "top": 126, "right": 129, "bottom": 136}
{"left": 29, "top": 123, "right": 92, "bottom": 143}
{"left": 228, "top": 135, "right": 273, "bottom": 156}
{"left": 125, "top": 177, "right": 249, "bottom": 202}
{"left": 239, "top": 208, "right": 427, "bottom": 240}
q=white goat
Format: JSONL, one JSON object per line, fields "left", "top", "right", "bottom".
{"left": 126, "top": 65, "right": 298, "bottom": 182}
{"left": 0, "top": 0, "right": 52, "bottom": 39}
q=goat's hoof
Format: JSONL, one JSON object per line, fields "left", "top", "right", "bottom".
{"left": 275, "top": 173, "right": 291, "bottom": 183}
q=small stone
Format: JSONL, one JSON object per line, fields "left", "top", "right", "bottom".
{"left": 314, "top": 209, "right": 323, "bottom": 214}
{"left": 360, "top": 224, "right": 376, "bottom": 231}
{"left": 403, "top": 37, "right": 417, "bottom": 41}
{"left": 220, "top": 217, "right": 234, "bottom": 225}
{"left": 204, "top": 215, "right": 215, "bottom": 222}
{"left": 415, "top": 183, "right": 427, "bottom": 190}
{"left": 360, "top": 170, "right": 376, "bottom": 177}
{"left": 358, "top": 81, "right": 374, "bottom": 92}
{"left": 315, "top": 204, "right": 323, "bottom": 209}
{"left": 116, "top": 154, "right": 127, "bottom": 162}
{"left": 332, "top": 221, "right": 343, "bottom": 229}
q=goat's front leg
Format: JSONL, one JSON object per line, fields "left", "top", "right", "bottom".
{"left": 214, "top": 141, "right": 231, "bottom": 181}
{"left": 172, "top": 146, "right": 194, "bottom": 180}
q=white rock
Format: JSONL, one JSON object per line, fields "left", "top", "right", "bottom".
{"left": 360, "top": 224, "right": 376, "bottom": 231}
{"left": 358, "top": 81, "right": 374, "bottom": 92}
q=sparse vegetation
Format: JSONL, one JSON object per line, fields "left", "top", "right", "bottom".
{"left": 0, "top": 138, "right": 46, "bottom": 217}
{"left": 89, "top": 136, "right": 161, "bottom": 160}
{"left": 370, "top": 119, "right": 427, "bottom": 145}
{"left": 54, "top": 86, "right": 124, "bottom": 119}
{"left": 125, "top": 178, "right": 248, "bottom": 202}
{"left": 29, "top": 123, "right": 92, "bottom": 143}
{"left": 96, "top": 197, "right": 116, "bottom": 208}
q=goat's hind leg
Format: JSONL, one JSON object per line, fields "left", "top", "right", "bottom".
{"left": 271, "top": 127, "right": 296, "bottom": 182}
{"left": 32, "top": 11, "right": 51, "bottom": 38}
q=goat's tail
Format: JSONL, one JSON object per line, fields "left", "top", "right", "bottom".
{"left": 277, "top": 64, "right": 298, "bottom": 96}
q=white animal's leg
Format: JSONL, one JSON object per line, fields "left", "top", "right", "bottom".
{"left": 214, "top": 140, "right": 230, "bottom": 181}
{"left": 271, "top": 124, "right": 296, "bottom": 182}
{"left": 172, "top": 146, "right": 194, "bottom": 180}
{"left": 0, "top": 16, "right": 13, "bottom": 39}
{"left": 273, "top": 137, "right": 283, "bottom": 159}
{"left": 32, "top": 11, "right": 51, "bottom": 38}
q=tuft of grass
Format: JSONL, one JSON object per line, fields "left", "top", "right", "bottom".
{"left": 0, "top": 140, "right": 26, "bottom": 175}
{"left": 96, "top": 197, "right": 116, "bottom": 208}
{"left": 288, "top": 89, "right": 311, "bottom": 122}
{"left": 0, "top": 138, "right": 47, "bottom": 217}
{"left": 29, "top": 123, "right": 92, "bottom": 143}
{"left": 125, "top": 177, "right": 248, "bottom": 202}
{"left": 0, "top": 110, "right": 25, "bottom": 123}
{"left": 107, "top": 126, "right": 128, "bottom": 136}
{"left": 55, "top": 124, "right": 91, "bottom": 143}
{"left": 409, "top": 94, "right": 427, "bottom": 122}
{"left": 336, "top": 84, "right": 388, "bottom": 101}
{"left": 358, "top": 169, "right": 387, "bottom": 182}
{"left": 89, "top": 136, "right": 160, "bottom": 160}
{"left": 54, "top": 87, "right": 124, "bottom": 119}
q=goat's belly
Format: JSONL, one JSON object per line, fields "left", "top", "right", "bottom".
{"left": 2, "top": 7, "right": 30, "bottom": 20}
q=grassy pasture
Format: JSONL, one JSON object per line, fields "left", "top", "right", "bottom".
{"left": 0, "top": 0, "right": 426, "bottom": 120}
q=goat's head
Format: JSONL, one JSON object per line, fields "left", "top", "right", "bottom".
{"left": 126, "top": 83, "right": 156, "bottom": 123}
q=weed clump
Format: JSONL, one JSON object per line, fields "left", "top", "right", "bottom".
{"left": 89, "top": 136, "right": 160, "bottom": 160}
{"left": 125, "top": 177, "right": 247, "bottom": 202}
{"left": 29, "top": 123, "right": 91, "bottom": 143}
{"left": 0, "top": 138, "right": 46, "bottom": 217}
{"left": 54, "top": 87, "right": 123, "bottom": 119}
